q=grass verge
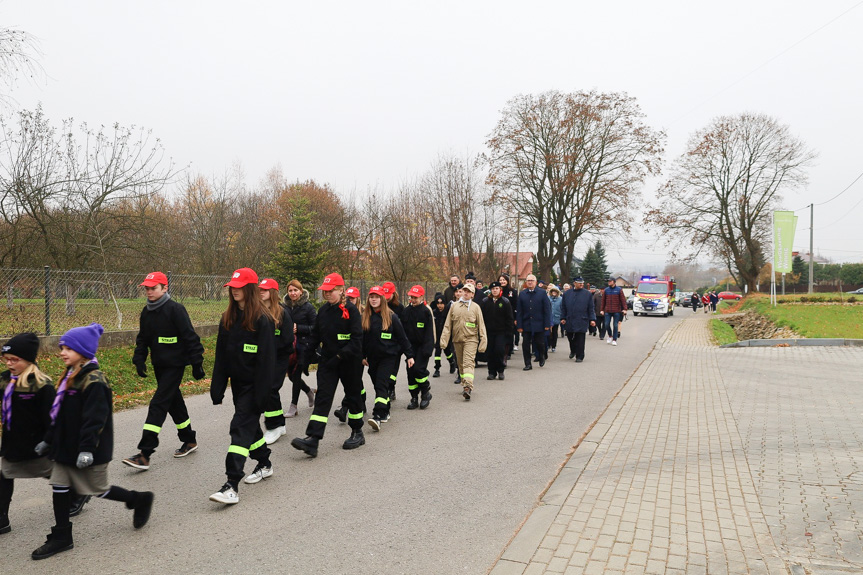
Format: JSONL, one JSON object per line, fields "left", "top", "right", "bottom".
{"left": 710, "top": 319, "right": 738, "bottom": 346}
{"left": 741, "top": 295, "right": 863, "bottom": 339}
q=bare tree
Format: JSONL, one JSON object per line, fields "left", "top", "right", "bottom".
{"left": 485, "top": 90, "right": 664, "bottom": 279}
{"left": 646, "top": 113, "right": 815, "bottom": 292}
{"left": 0, "top": 27, "right": 43, "bottom": 103}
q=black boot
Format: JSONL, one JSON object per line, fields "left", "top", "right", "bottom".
{"left": 131, "top": 492, "right": 154, "bottom": 529}
{"left": 407, "top": 396, "right": 419, "bottom": 410}
{"left": 342, "top": 429, "right": 365, "bottom": 450}
{"left": 32, "top": 524, "right": 74, "bottom": 560}
{"left": 449, "top": 362, "right": 456, "bottom": 374}
{"left": 497, "top": 371, "right": 505, "bottom": 381}
{"left": 0, "top": 513, "right": 9, "bottom": 535}
{"left": 290, "top": 436, "right": 319, "bottom": 458}
{"left": 432, "top": 368, "right": 440, "bottom": 378}
{"left": 454, "top": 375, "right": 461, "bottom": 384}
{"left": 333, "top": 405, "right": 347, "bottom": 423}
{"left": 420, "top": 391, "right": 432, "bottom": 409}
{"left": 69, "top": 494, "right": 91, "bottom": 518}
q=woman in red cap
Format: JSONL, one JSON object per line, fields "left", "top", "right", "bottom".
{"left": 258, "top": 279, "right": 294, "bottom": 446}
{"left": 290, "top": 273, "right": 366, "bottom": 456}
{"left": 333, "top": 286, "right": 365, "bottom": 423}
{"left": 361, "top": 286, "right": 413, "bottom": 430}
{"left": 401, "top": 285, "right": 434, "bottom": 410}
{"left": 382, "top": 281, "right": 404, "bottom": 401}
{"left": 209, "top": 268, "right": 276, "bottom": 505}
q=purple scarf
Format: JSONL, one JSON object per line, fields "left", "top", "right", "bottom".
{"left": 1, "top": 374, "right": 18, "bottom": 430}
{"left": 50, "top": 359, "right": 98, "bottom": 426}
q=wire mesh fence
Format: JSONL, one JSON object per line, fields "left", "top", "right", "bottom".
{"left": 1, "top": 268, "right": 453, "bottom": 338}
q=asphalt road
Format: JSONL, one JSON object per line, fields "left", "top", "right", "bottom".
{"left": 4, "top": 311, "right": 683, "bottom": 574}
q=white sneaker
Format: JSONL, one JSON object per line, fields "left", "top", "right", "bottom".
{"left": 209, "top": 483, "right": 239, "bottom": 504}
{"left": 611, "top": 340, "right": 618, "bottom": 346}
{"left": 244, "top": 463, "right": 273, "bottom": 484}
{"left": 513, "top": 345, "right": 518, "bottom": 351}
{"left": 264, "top": 426, "right": 286, "bottom": 445}
{"left": 606, "top": 337, "right": 612, "bottom": 344}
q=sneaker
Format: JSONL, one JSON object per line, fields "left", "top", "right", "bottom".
{"left": 513, "top": 345, "right": 519, "bottom": 351}
{"left": 368, "top": 416, "right": 382, "bottom": 431}
{"left": 264, "top": 426, "right": 286, "bottom": 445}
{"left": 173, "top": 443, "right": 198, "bottom": 458}
{"left": 606, "top": 337, "right": 612, "bottom": 344}
{"left": 407, "top": 397, "right": 419, "bottom": 410}
{"left": 122, "top": 452, "right": 150, "bottom": 470}
{"left": 333, "top": 405, "right": 347, "bottom": 423}
{"left": 286, "top": 403, "right": 298, "bottom": 418}
{"left": 342, "top": 429, "right": 365, "bottom": 450}
{"left": 432, "top": 368, "right": 440, "bottom": 378}
{"left": 497, "top": 372, "right": 505, "bottom": 380}
{"left": 487, "top": 374, "right": 496, "bottom": 380}
{"left": 69, "top": 494, "right": 91, "bottom": 517}
{"left": 420, "top": 391, "right": 432, "bottom": 408}
{"left": 550, "top": 348, "right": 556, "bottom": 353}
{"left": 612, "top": 340, "right": 618, "bottom": 346}
{"left": 462, "top": 388, "right": 471, "bottom": 401}
{"left": 244, "top": 463, "right": 273, "bottom": 484}
{"left": 381, "top": 412, "right": 391, "bottom": 423}
{"left": 305, "top": 389, "right": 316, "bottom": 407}
{"left": 290, "top": 436, "right": 319, "bottom": 458}
{"left": 209, "top": 483, "right": 239, "bottom": 504}
{"left": 576, "top": 358, "right": 584, "bottom": 362}
{"left": 132, "top": 491, "right": 154, "bottom": 528}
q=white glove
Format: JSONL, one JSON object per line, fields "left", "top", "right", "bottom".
{"left": 76, "top": 452, "right": 94, "bottom": 469}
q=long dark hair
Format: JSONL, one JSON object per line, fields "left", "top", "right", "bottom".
{"left": 261, "top": 290, "right": 282, "bottom": 328}
{"left": 222, "top": 283, "right": 266, "bottom": 331}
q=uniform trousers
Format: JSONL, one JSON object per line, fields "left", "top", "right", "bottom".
{"left": 306, "top": 356, "right": 364, "bottom": 439}
{"left": 406, "top": 354, "right": 431, "bottom": 398}
{"left": 486, "top": 333, "right": 508, "bottom": 376}
{"left": 521, "top": 330, "right": 547, "bottom": 366}
{"left": 225, "top": 382, "right": 270, "bottom": 483}
{"left": 453, "top": 341, "right": 478, "bottom": 390}
{"left": 264, "top": 357, "right": 291, "bottom": 430}
{"left": 368, "top": 355, "right": 399, "bottom": 418}
{"left": 137, "top": 365, "right": 196, "bottom": 454}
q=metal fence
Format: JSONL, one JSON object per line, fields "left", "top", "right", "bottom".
{"left": 1, "top": 268, "right": 452, "bottom": 338}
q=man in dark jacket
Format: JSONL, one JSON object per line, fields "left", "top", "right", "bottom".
{"left": 480, "top": 282, "right": 514, "bottom": 380}
{"left": 559, "top": 277, "right": 596, "bottom": 362}
{"left": 443, "top": 275, "right": 460, "bottom": 303}
{"left": 515, "top": 274, "right": 552, "bottom": 370}
{"left": 601, "top": 277, "right": 627, "bottom": 345}
{"left": 124, "top": 272, "right": 206, "bottom": 471}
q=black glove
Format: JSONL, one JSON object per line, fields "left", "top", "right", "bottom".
{"left": 302, "top": 361, "right": 310, "bottom": 376}
{"left": 135, "top": 363, "right": 147, "bottom": 378}
{"left": 192, "top": 364, "right": 206, "bottom": 380}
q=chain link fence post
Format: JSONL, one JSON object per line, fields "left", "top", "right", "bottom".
{"left": 44, "top": 266, "right": 51, "bottom": 336}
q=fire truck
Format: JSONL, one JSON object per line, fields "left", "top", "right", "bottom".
{"left": 631, "top": 275, "right": 676, "bottom": 317}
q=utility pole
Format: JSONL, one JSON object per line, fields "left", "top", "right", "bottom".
{"left": 808, "top": 203, "right": 814, "bottom": 294}
{"left": 514, "top": 217, "right": 521, "bottom": 290}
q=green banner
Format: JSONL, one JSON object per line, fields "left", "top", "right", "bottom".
{"left": 773, "top": 211, "right": 797, "bottom": 273}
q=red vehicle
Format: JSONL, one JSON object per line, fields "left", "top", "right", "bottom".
{"left": 718, "top": 291, "right": 742, "bottom": 301}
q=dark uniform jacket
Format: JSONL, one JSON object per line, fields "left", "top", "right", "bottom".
{"left": 305, "top": 301, "right": 363, "bottom": 365}
{"left": 47, "top": 363, "right": 114, "bottom": 466}
{"left": 133, "top": 299, "right": 204, "bottom": 369}
{"left": 516, "top": 289, "right": 552, "bottom": 332}
{"left": 432, "top": 304, "right": 450, "bottom": 348}
{"left": 363, "top": 312, "right": 413, "bottom": 360}
{"left": 210, "top": 310, "right": 276, "bottom": 410}
{"left": 560, "top": 288, "right": 597, "bottom": 333}
{"left": 401, "top": 304, "right": 435, "bottom": 359}
{"left": 274, "top": 304, "right": 295, "bottom": 363}
{"left": 481, "top": 296, "right": 514, "bottom": 336}
{"left": 284, "top": 290, "right": 317, "bottom": 349}
{"left": 0, "top": 370, "right": 54, "bottom": 462}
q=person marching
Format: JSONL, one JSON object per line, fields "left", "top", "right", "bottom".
{"left": 209, "top": 268, "right": 276, "bottom": 504}
{"left": 516, "top": 274, "right": 552, "bottom": 370}
{"left": 333, "top": 286, "right": 367, "bottom": 423}
{"left": 345, "top": 286, "right": 363, "bottom": 311}
{"left": 443, "top": 274, "right": 460, "bottom": 303}
{"left": 124, "top": 272, "right": 205, "bottom": 472}
{"left": 480, "top": 281, "right": 514, "bottom": 380}
{"left": 601, "top": 277, "right": 628, "bottom": 346}
{"left": 402, "top": 285, "right": 434, "bottom": 410}
{"left": 34, "top": 323, "right": 154, "bottom": 559}
{"left": 559, "top": 277, "right": 596, "bottom": 362}
{"left": 259, "top": 278, "right": 295, "bottom": 445}
{"left": 1, "top": 334, "right": 55, "bottom": 536}
{"left": 439, "top": 282, "right": 487, "bottom": 401}
{"left": 498, "top": 274, "right": 517, "bottom": 356}
{"left": 291, "top": 273, "right": 366, "bottom": 456}
{"left": 431, "top": 293, "right": 456, "bottom": 378}
{"left": 547, "top": 284, "right": 563, "bottom": 353}
{"left": 283, "top": 280, "right": 317, "bottom": 418}
{"left": 449, "top": 283, "right": 465, "bottom": 384}
{"left": 382, "top": 281, "right": 404, "bottom": 401}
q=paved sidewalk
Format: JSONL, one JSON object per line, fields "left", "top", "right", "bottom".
{"left": 491, "top": 313, "right": 863, "bottom": 574}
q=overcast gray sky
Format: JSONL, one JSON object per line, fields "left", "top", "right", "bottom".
{"left": 3, "top": 0, "right": 862, "bottom": 271}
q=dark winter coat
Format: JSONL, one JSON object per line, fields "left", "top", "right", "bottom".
{"left": 481, "top": 296, "right": 514, "bottom": 336}
{"left": 516, "top": 289, "right": 552, "bottom": 333}
{"left": 400, "top": 303, "right": 435, "bottom": 359}
{"left": 362, "top": 311, "right": 414, "bottom": 361}
{"left": 274, "top": 304, "right": 295, "bottom": 363}
{"left": 592, "top": 290, "right": 603, "bottom": 316}
{"left": 306, "top": 300, "right": 363, "bottom": 365}
{"left": 443, "top": 285, "right": 459, "bottom": 303}
{"left": 210, "top": 310, "right": 276, "bottom": 411}
{"left": 0, "top": 370, "right": 54, "bottom": 462}
{"left": 560, "top": 288, "right": 597, "bottom": 333}
{"left": 601, "top": 286, "right": 628, "bottom": 314}
{"left": 284, "top": 289, "right": 317, "bottom": 349}
{"left": 47, "top": 362, "right": 114, "bottom": 467}
{"left": 388, "top": 300, "right": 405, "bottom": 318}
{"left": 432, "top": 303, "right": 450, "bottom": 347}
{"left": 133, "top": 299, "right": 204, "bottom": 368}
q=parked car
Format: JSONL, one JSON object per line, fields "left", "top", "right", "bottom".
{"left": 847, "top": 287, "right": 863, "bottom": 294}
{"left": 717, "top": 291, "right": 742, "bottom": 301}
{"left": 678, "top": 291, "right": 693, "bottom": 307}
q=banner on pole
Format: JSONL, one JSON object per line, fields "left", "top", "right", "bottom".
{"left": 773, "top": 211, "right": 797, "bottom": 273}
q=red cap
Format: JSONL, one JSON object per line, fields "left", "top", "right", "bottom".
{"left": 140, "top": 272, "right": 168, "bottom": 287}
{"left": 382, "top": 281, "right": 396, "bottom": 295}
{"left": 407, "top": 285, "right": 425, "bottom": 298}
{"left": 225, "top": 268, "right": 258, "bottom": 288}
{"left": 259, "top": 278, "right": 279, "bottom": 291}
{"left": 346, "top": 287, "right": 360, "bottom": 298}
{"left": 368, "top": 285, "right": 387, "bottom": 297}
{"left": 318, "top": 273, "right": 345, "bottom": 291}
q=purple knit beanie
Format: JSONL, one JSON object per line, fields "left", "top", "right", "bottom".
{"left": 59, "top": 323, "right": 104, "bottom": 359}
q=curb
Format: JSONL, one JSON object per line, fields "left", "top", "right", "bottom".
{"left": 721, "top": 338, "right": 863, "bottom": 348}
{"left": 488, "top": 320, "right": 684, "bottom": 575}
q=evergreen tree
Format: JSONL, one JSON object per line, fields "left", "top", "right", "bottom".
{"left": 790, "top": 254, "right": 806, "bottom": 285}
{"left": 265, "top": 197, "right": 328, "bottom": 288}
{"left": 581, "top": 241, "right": 609, "bottom": 287}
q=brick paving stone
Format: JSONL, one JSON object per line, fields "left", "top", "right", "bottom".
{"left": 490, "top": 313, "right": 863, "bottom": 574}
